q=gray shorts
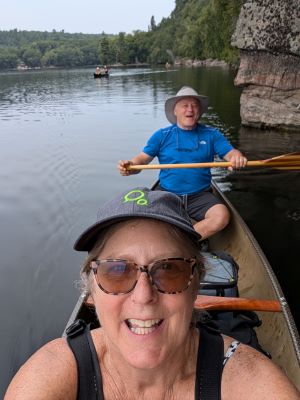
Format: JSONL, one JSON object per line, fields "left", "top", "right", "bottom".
{"left": 156, "top": 184, "right": 223, "bottom": 222}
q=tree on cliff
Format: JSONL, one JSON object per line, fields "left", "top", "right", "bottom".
{"left": 149, "top": 16, "right": 157, "bottom": 32}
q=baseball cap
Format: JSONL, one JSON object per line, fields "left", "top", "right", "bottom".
{"left": 74, "top": 187, "right": 199, "bottom": 251}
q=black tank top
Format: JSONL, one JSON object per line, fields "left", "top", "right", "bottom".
{"left": 66, "top": 319, "right": 223, "bottom": 400}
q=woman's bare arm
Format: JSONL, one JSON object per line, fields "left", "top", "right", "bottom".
{"left": 4, "top": 338, "right": 77, "bottom": 400}
{"left": 222, "top": 338, "right": 300, "bottom": 400}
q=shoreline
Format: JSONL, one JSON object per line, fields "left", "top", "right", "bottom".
{"left": 1, "top": 58, "right": 233, "bottom": 73}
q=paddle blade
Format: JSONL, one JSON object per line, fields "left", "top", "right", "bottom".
{"left": 262, "top": 152, "right": 300, "bottom": 170}
{"left": 273, "top": 166, "right": 300, "bottom": 171}
{"left": 264, "top": 152, "right": 300, "bottom": 163}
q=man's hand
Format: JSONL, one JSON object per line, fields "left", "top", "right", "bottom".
{"left": 224, "top": 149, "right": 247, "bottom": 171}
{"left": 118, "top": 152, "right": 154, "bottom": 176}
{"left": 118, "top": 160, "right": 140, "bottom": 176}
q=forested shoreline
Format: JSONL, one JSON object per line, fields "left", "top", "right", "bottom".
{"left": 0, "top": 0, "right": 243, "bottom": 70}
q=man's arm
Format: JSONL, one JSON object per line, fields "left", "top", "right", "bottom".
{"left": 118, "top": 152, "right": 154, "bottom": 176}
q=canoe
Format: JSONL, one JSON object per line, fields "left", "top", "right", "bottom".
{"left": 94, "top": 73, "right": 109, "bottom": 79}
{"left": 63, "top": 180, "right": 300, "bottom": 390}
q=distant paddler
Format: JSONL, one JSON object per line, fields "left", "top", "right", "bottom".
{"left": 118, "top": 86, "right": 247, "bottom": 247}
{"left": 95, "top": 66, "right": 101, "bottom": 76}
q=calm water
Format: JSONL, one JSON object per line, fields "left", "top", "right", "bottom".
{"left": 0, "top": 66, "right": 299, "bottom": 396}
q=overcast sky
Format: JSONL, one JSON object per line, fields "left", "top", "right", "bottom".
{"left": 0, "top": 0, "right": 175, "bottom": 34}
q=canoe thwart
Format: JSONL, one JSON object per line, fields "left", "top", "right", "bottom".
{"left": 194, "top": 295, "right": 282, "bottom": 312}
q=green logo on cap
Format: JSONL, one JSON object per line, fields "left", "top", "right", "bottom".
{"left": 123, "top": 189, "right": 148, "bottom": 206}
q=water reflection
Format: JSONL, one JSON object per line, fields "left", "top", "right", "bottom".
{"left": 238, "top": 126, "right": 300, "bottom": 157}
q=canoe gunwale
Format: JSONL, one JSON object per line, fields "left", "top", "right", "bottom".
{"left": 62, "top": 294, "right": 86, "bottom": 337}
{"left": 211, "top": 180, "right": 300, "bottom": 366}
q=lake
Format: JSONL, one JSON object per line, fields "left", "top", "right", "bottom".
{"left": 0, "top": 66, "right": 299, "bottom": 396}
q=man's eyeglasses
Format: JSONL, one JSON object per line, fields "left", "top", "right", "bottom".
{"left": 90, "top": 257, "right": 197, "bottom": 295}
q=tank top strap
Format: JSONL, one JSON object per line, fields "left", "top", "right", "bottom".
{"left": 195, "top": 325, "right": 224, "bottom": 400}
{"left": 66, "top": 319, "right": 104, "bottom": 400}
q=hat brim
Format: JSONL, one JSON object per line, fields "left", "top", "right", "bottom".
{"left": 165, "top": 95, "right": 209, "bottom": 124}
{"left": 74, "top": 213, "right": 199, "bottom": 251}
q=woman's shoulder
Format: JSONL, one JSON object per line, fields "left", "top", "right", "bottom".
{"left": 221, "top": 335, "right": 300, "bottom": 400}
{"left": 4, "top": 337, "right": 77, "bottom": 400}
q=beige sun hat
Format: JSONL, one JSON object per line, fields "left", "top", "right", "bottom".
{"left": 164, "top": 86, "right": 209, "bottom": 124}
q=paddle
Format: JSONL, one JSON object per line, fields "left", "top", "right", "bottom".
{"left": 127, "top": 152, "right": 300, "bottom": 171}
{"left": 85, "top": 295, "right": 281, "bottom": 312}
{"left": 194, "top": 295, "right": 281, "bottom": 312}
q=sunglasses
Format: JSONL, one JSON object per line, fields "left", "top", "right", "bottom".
{"left": 90, "top": 257, "right": 197, "bottom": 295}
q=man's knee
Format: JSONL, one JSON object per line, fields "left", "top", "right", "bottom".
{"left": 205, "top": 204, "right": 230, "bottom": 230}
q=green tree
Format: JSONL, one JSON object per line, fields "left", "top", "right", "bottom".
{"left": 81, "top": 42, "right": 99, "bottom": 65}
{"left": 149, "top": 16, "right": 156, "bottom": 31}
{"left": 21, "top": 46, "right": 42, "bottom": 67}
{"left": 99, "top": 35, "right": 110, "bottom": 65}
{"left": 55, "top": 45, "right": 84, "bottom": 66}
{"left": 40, "top": 48, "right": 58, "bottom": 66}
{"left": 0, "top": 47, "right": 18, "bottom": 68}
{"left": 111, "top": 32, "right": 129, "bottom": 64}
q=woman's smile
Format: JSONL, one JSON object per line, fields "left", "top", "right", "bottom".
{"left": 126, "top": 318, "right": 163, "bottom": 335}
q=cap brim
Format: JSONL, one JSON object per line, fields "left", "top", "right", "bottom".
{"left": 74, "top": 213, "right": 199, "bottom": 251}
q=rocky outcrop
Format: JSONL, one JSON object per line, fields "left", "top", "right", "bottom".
{"left": 231, "top": 0, "right": 300, "bottom": 131}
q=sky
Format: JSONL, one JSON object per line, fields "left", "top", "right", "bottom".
{"left": 0, "top": 0, "right": 175, "bottom": 34}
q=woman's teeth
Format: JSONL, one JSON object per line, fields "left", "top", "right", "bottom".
{"left": 126, "top": 318, "right": 162, "bottom": 335}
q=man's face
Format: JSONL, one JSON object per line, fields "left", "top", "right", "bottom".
{"left": 174, "top": 97, "right": 201, "bottom": 130}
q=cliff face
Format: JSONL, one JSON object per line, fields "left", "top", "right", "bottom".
{"left": 231, "top": 0, "right": 300, "bottom": 131}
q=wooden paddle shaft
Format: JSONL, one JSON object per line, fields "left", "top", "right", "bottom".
{"left": 128, "top": 160, "right": 300, "bottom": 170}
{"left": 194, "top": 295, "right": 281, "bottom": 312}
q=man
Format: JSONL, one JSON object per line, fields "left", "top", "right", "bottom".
{"left": 118, "top": 86, "right": 247, "bottom": 243}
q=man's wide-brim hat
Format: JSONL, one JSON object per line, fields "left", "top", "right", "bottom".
{"left": 165, "top": 86, "right": 209, "bottom": 124}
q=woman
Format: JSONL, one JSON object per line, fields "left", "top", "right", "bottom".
{"left": 5, "top": 187, "right": 299, "bottom": 399}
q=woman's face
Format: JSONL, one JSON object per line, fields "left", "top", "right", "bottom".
{"left": 91, "top": 219, "right": 198, "bottom": 370}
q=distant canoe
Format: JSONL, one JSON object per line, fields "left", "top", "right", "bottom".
{"left": 94, "top": 73, "right": 109, "bottom": 79}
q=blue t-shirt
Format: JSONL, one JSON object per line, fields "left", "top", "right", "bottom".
{"left": 143, "top": 124, "right": 233, "bottom": 195}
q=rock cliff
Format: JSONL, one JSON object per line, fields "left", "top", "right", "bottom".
{"left": 231, "top": 0, "right": 300, "bottom": 131}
